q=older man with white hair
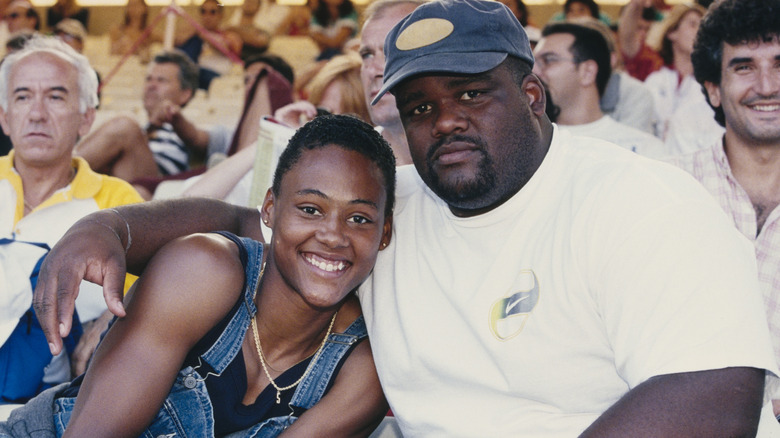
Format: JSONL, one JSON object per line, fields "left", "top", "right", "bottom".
{"left": 0, "top": 35, "right": 142, "bottom": 404}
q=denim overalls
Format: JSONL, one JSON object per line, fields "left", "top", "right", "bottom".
{"left": 52, "top": 234, "right": 368, "bottom": 437}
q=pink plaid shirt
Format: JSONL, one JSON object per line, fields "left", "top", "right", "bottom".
{"left": 671, "top": 143, "right": 780, "bottom": 365}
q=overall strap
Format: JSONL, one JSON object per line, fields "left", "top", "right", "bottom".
{"left": 289, "top": 315, "right": 368, "bottom": 410}
{"left": 198, "top": 232, "right": 263, "bottom": 373}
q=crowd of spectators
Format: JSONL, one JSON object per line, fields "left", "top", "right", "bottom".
{"left": 0, "top": 0, "right": 779, "bottom": 436}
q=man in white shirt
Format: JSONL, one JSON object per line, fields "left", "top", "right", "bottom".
{"left": 534, "top": 22, "right": 666, "bottom": 158}
{"left": 669, "top": 0, "right": 780, "bottom": 418}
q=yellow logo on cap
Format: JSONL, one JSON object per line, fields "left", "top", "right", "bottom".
{"left": 395, "top": 18, "right": 454, "bottom": 51}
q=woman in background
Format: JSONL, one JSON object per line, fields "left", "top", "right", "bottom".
{"left": 308, "top": 0, "right": 357, "bottom": 61}
{"left": 108, "top": 0, "right": 152, "bottom": 62}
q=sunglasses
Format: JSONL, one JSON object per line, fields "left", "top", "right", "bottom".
{"left": 5, "top": 12, "right": 21, "bottom": 19}
{"left": 200, "top": 8, "right": 220, "bottom": 15}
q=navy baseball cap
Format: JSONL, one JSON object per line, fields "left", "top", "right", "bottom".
{"left": 372, "top": 0, "right": 534, "bottom": 105}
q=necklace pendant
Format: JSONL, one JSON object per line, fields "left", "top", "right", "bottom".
{"left": 276, "top": 390, "right": 282, "bottom": 404}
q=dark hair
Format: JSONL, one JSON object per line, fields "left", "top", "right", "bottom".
{"left": 272, "top": 114, "right": 396, "bottom": 217}
{"left": 313, "top": 0, "right": 355, "bottom": 27}
{"left": 542, "top": 22, "right": 611, "bottom": 96}
{"left": 540, "top": 80, "right": 560, "bottom": 123}
{"left": 641, "top": 6, "right": 658, "bottom": 22}
{"left": 5, "top": 30, "right": 36, "bottom": 52}
{"left": 152, "top": 49, "right": 199, "bottom": 102}
{"left": 692, "top": 0, "right": 780, "bottom": 126}
{"left": 245, "top": 53, "right": 295, "bottom": 85}
{"left": 564, "top": 0, "right": 599, "bottom": 19}
{"left": 28, "top": 7, "right": 39, "bottom": 31}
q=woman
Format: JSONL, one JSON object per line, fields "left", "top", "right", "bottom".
{"left": 283, "top": 51, "right": 369, "bottom": 126}
{"left": 54, "top": 115, "right": 395, "bottom": 436}
{"left": 643, "top": 3, "right": 722, "bottom": 153}
{"left": 109, "top": 0, "right": 152, "bottom": 61}
{"left": 308, "top": 0, "right": 358, "bottom": 61}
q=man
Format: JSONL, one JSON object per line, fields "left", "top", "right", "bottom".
{"left": 669, "top": 0, "right": 780, "bottom": 417}
{"left": 533, "top": 22, "right": 665, "bottom": 157}
{"left": 0, "top": 36, "right": 142, "bottom": 401}
{"left": 574, "top": 17, "right": 657, "bottom": 135}
{"left": 358, "top": 0, "right": 423, "bottom": 166}
{"left": 74, "top": 50, "right": 201, "bottom": 186}
{"left": 34, "top": 0, "right": 780, "bottom": 436}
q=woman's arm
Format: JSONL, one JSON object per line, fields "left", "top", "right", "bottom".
{"left": 182, "top": 145, "right": 257, "bottom": 200}
{"left": 281, "top": 338, "right": 389, "bottom": 437}
{"left": 62, "top": 233, "right": 246, "bottom": 438}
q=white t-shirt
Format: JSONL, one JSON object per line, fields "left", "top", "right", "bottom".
{"left": 644, "top": 66, "right": 724, "bottom": 152}
{"left": 601, "top": 71, "right": 657, "bottom": 135}
{"left": 560, "top": 116, "right": 668, "bottom": 159}
{"left": 358, "top": 127, "right": 779, "bottom": 437}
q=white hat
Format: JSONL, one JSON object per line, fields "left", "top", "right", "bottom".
{"left": 0, "top": 240, "right": 48, "bottom": 346}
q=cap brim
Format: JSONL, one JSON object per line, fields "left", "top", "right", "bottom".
{"left": 371, "top": 51, "right": 508, "bottom": 105}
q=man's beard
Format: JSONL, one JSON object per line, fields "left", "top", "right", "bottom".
{"left": 424, "top": 134, "right": 497, "bottom": 209}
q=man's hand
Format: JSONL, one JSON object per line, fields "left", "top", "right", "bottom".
{"left": 70, "top": 310, "right": 115, "bottom": 377}
{"left": 33, "top": 216, "right": 129, "bottom": 357}
{"left": 147, "top": 99, "right": 182, "bottom": 128}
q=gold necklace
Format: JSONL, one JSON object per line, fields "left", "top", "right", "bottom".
{"left": 251, "top": 309, "right": 337, "bottom": 404}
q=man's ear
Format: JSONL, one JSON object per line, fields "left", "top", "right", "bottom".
{"left": 179, "top": 87, "right": 194, "bottom": 107}
{"left": 577, "top": 59, "right": 598, "bottom": 88}
{"left": 78, "top": 107, "right": 96, "bottom": 137}
{"left": 703, "top": 81, "right": 722, "bottom": 108}
{"left": 0, "top": 106, "right": 9, "bottom": 136}
{"left": 523, "top": 74, "right": 547, "bottom": 117}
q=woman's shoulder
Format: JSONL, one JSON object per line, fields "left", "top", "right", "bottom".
{"left": 155, "top": 233, "right": 246, "bottom": 300}
{"left": 333, "top": 294, "right": 362, "bottom": 334}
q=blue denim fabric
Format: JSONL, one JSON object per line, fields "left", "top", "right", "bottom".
{"left": 52, "top": 235, "right": 367, "bottom": 437}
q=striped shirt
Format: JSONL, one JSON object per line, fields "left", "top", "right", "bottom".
{"left": 670, "top": 143, "right": 780, "bottom": 366}
{"left": 147, "top": 123, "right": 188, "bottom": 175}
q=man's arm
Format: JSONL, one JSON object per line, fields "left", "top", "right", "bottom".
{"left": 580, "top": 367, "right": 765, "bottom": 437}
{"left": 617, "top": 0, "right": 651, "bottom": 60}
{"left": 33, "top": 198, "right": 262, "bottom": 356}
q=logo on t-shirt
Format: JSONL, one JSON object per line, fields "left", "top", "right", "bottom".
{"left": 488, "top": 270, "right": 539, "bottom": 341}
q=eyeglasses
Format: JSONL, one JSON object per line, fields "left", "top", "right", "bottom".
{"left": 535, "top": 54, "right": 578, "bottom": 70}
